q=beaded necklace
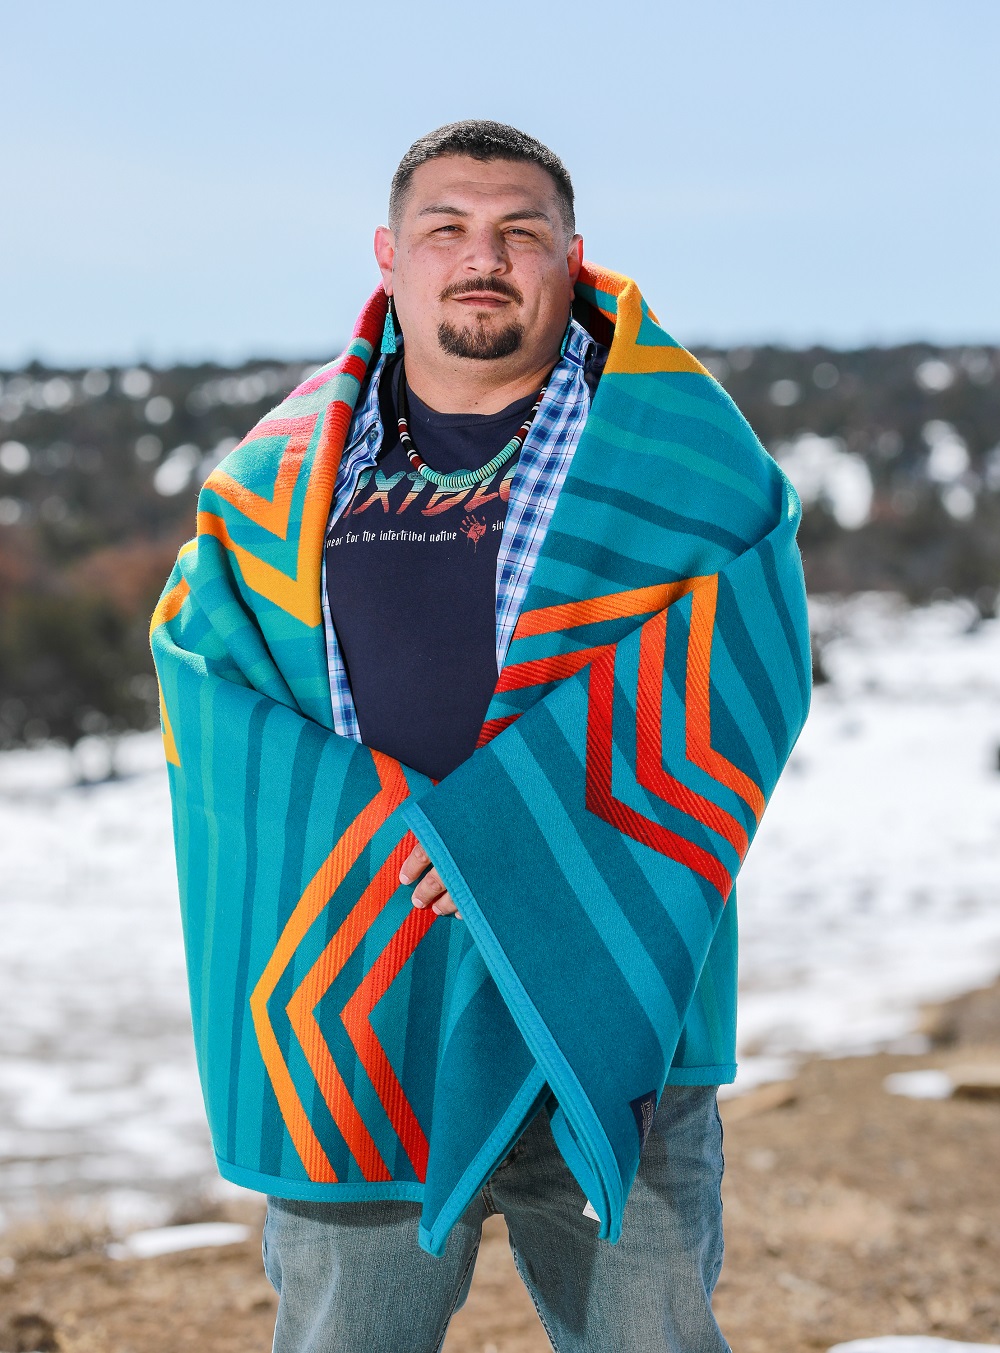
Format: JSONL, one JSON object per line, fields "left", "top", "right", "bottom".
{"left": 396, "top": 370, "right": 548, "bottom": 491}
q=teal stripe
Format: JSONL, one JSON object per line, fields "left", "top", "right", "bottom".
{"left": 400, "top": 797, "right": 626, "bottom": 1244}
{"left": 419, "top": 1067, "right": 546, "bottom": 1255}
{"left": 491, "top": 721, "right": 682, "bottom": 1060}
{"left": 585, "top": 409, "right": 774, "bottom": 516}
{"left": 573, "top": 281, "right": 619, "bottom": 316}
{"left": 196, "top": 677, "right": 222, "bottom": 1085}
{"left": 225, "top": 698, "right": 268, "bottom": 1160}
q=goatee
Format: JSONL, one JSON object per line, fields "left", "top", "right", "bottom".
{"left": 437, "top": 319, "right": 525, "bottom": 361}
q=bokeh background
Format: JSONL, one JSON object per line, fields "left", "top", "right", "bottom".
{"left": 1, "top": 4, "right": 998, "bottom": 1351}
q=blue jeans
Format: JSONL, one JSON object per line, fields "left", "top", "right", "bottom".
{"left": 263, "top": 1084, "right": 729, "bottom": 1352}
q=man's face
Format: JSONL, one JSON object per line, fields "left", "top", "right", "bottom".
{"left": 375, "top": 155, "right": 582, "bottom": 372}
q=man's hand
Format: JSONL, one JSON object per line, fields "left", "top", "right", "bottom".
{"left": 400, "top": 841, "right": 462, "bottom": 918}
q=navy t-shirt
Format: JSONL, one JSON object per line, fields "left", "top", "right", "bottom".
{"left": 325, "top": 361, "right": 535, "bottom": 781}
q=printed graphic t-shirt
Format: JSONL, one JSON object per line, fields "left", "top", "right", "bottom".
{"left": 325, "top": 363, "right": 535, "bottom": 781}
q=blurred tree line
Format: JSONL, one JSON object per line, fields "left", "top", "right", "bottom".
{"left": 0, "top": 343, "right": 997, "bottom": 750}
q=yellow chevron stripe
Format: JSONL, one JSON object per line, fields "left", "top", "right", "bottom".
{"left": 603, "top": 276, "right": 710, "bottom": 378}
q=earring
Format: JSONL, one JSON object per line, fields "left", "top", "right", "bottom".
{"left": 559, "top": 316, "right": 572, "bottom": 357}
{"left": 381, "top": 296, "right": 398, "bottom": 355}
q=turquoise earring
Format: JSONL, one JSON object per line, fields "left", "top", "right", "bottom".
{"left": 381, "top": 297, "right": 398, "bottom": 355}
{"left": 560, "top": 316, "right": 572, "bottom": 357}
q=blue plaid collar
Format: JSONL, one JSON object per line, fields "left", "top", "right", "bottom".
{"left": 342, "top": 317, "right": 597, "bottom": 458}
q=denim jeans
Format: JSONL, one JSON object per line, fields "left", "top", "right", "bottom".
{"left": 262, "top": 1084, "right": 729, "bottom": 1353}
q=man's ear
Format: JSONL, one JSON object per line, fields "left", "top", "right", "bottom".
{"left": 374, "top": 226, "right": 396, "bottom": 292}
{"left": 567, "top": 234, "right": 584, "bottom": 285}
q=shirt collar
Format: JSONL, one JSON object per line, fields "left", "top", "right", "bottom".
{"left": 342, "top": 351, "right": 387, "bottom": 456}
{"left": 343, "top": 316, "right": 599, "bottom": 458}
{"left": 560, "top": 315, "right": 596, "bottom": 370}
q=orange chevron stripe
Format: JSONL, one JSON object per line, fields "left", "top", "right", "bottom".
{"left": 285, "top": 832, "right": 417, "bottom": 1182}
{"left": 577, "top": 262, "right": 627, "bottom": 318}
{"left": 149, "top": 573, "right": 190, "bottom": 636}
{"left": 295, "top": 349, "right": 369, "bottom": 395}
{"left": 485, "top": 580, "right": 707, "bottom": 748}
{"left": 249, "top": 751, "right": 409, "bottom": 1183}
{"left": 192, "top": 293, "right": 385, "bottom": 627}
{"left": 483, "top": 578, "right": 704, "bottom": 750}
{"left": 635, "top": 609, "right": 749, "bottom": 860}
{"left": 585, "top": 645, "right": 732, "bottom": 896}
{"left": 512, "top": 577, "right": 702, "bottom": 642}
{"left": 150, "top": 575, "right": 191, "bottom": 767}
{"left": 159, "top": 697, "right": 181, "bottom": 768}
{"left": 476, "top": 713, "right": 520, "bottom": 748}
{"left": 582, "top": 573, "right": 765, "bottom": 896}
{"left": 495, "top": 644, "right": 610, "bottom": 694}
{"left": 197, "top": 398, "right": 353, "bottom": 626}
{"left": 685, "top": 577, "right": 765, "bottom": 821}
{"left": 206, "top": 415, "right": 318, "bottom": 541}
{"left": 340, "top": 905, "right": 435, "bottom": 1182}
{"left": 162, "top": 293, "right": 385, "bottom": 629}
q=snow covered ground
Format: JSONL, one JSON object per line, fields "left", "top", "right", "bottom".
{"left": 1, "top": 596, "right": 998, "bottom": 1226}
{"left": 0, "top": 733, "right": 207, "bottom": 1228}
{"left": 734, "top": 595, "right": 1000, "bottom": 1088}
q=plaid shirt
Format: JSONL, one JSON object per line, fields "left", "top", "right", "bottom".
{"left": 321, "top": 318, "right": 606, "bottom": 741}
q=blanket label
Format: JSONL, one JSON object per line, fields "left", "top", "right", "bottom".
{"left": 630, "top": 1091, "right": 657, "bottom": 1148}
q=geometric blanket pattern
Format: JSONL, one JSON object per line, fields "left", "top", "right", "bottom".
{"left": 151, "top": 263, "right": 810, "bottom": 1254}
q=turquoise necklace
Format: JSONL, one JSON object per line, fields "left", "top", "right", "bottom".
{"left": 396, "top": 372, "right": 548, "bottom": 491}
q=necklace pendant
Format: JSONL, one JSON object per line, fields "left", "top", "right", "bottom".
{"left": 396, "top": 375, "right": 548, "bottom": 492}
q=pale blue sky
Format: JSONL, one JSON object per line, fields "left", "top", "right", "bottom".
{"left": 4, "top": 0, "right": 997, "bottom": 365}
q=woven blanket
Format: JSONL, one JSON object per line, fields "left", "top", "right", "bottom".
{"left": 151, "top": 264, "right": 810, "bottom": 1254}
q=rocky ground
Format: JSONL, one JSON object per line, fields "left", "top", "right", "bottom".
{"left": 1, "top": 984, "right": 997, "bottom": 1353}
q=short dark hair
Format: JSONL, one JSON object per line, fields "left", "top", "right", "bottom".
{"left": 388, "top": 120, "right": 575, "bottom": 235}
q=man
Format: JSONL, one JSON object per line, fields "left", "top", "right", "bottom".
{"left": 152, "top": 121, "right": 810, "bottom": 1352}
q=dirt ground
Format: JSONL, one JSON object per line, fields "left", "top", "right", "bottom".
{"left": 1, "top": 984, "right": 997, "bottom": 1353}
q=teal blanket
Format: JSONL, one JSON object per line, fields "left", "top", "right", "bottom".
{"left": 151, "top": 263, "right": 810, "bottom": 1254}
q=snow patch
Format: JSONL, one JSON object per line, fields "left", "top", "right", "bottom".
{"left": 883, "top": 1070, "right": 953, "bottom": 1100}
{"left": 107, "top": 1221, "right": 251, "bottom": 1260}
{"left": 775, "top": 434, "right": 873, "bottom": 528}
{"left": 829, "top": 1340, "right": 1000, "bottom": 1352}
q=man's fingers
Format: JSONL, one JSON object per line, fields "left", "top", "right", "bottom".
{"left": 411, "top": 867, "right": 446, "bottom": 908}
{"left": 399, "top": 841, "right": 431, "bottom": 885}
{"left": 401, "top": 843, "right": 462, "bottom": 919}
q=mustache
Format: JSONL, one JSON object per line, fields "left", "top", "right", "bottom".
{"left": 440, "top": 277, "right": 523, "bottom": 305}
